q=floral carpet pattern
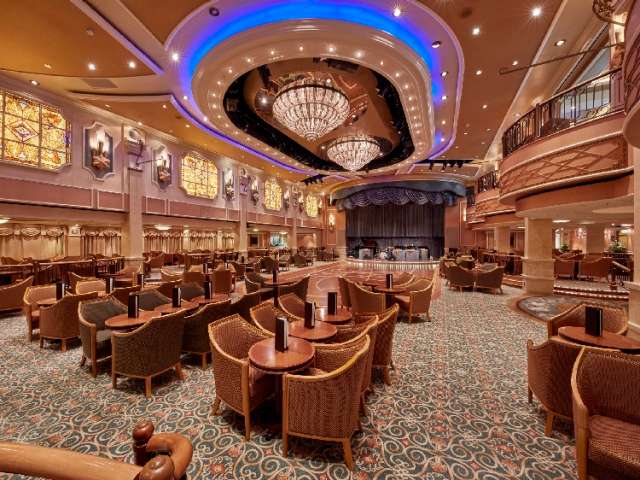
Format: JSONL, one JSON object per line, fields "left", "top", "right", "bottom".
{"left": 0, "top": 264, "right": 577, "bottom": 479}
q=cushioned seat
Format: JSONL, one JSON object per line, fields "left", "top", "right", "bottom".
{"left": 180, "top": 282, "right": 204, "bottom": 301}
{"left": 248, "top": 365, "right": 274, "bottom": 399}
{"left": 96, "top": 329, "right": 112, "bottom": 343}
{"left": 589, "top": 415, "right": 640, "bottom": 478}
{"left": 394, "top": 294, "right": 410, "bottom": 304}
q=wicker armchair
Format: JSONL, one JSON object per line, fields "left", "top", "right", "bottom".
{"left": 282, "top": 335, "right": 370, "bottom": 470}
{"left": 23, "top": 283, "right": 54, "bottom": 342}
{"left": 527, "top": 338, "right": 582, "bottom": 435}
{"left": 393, "top": 278, "right": 433, "bottom": 322}
{"left": 554, "top": 259, "right": 575, "bottom": 279}
{"left": 447, "top": 264, "right": 475, "bottom": 291}
{"left": 372, "top": 304, "right": 399, "bottom": 385}
{"left": 571, "top": 348, "right": 640, "bottom": 480}
{"left": 277, "top": 275, "right": 309, "bottom": 300}
{"left": 148, "top": 253, "right": 165, "bottom": 270}
{"left": 292, "top": 253, "right": 308, "bottom": 268}
{"left": 474, "top": 266, "right": 504, "bottom": 294}
{"left": 277, "top": 292, "right": 305, "bottom": 318}
{"left": 348, "top": 282, "right": 385, "bottom": 314}
{"left": 161, "top": 269, "right": 182, "bottom": 283}
{"left": 229, "top": 291, "right": 261, "bottom": 321}
{"left": 213, "top": 269, "right": 233, "bottom": 295}
{"left": 0, "top": 276, "right": 33, "bottom": 313}
{"left": 338, "top": 276, "right": 352, "bottom": 309}
{"left": 39, "top": 292, "right": 98, "bottom": 351}
{"left": 112, "top": 310, "right": 186, "bottom": 397}
{"left": 394, "top": 272, "right": 414, "bottom": 287}
{"left": 229, "top": 261, "right": 246, "bottom": 280}
{"left": 68, "top": 272, "right": 94, "bottom": 292}
{"left": 244, "top": 275, "right": 273, "bottom": 301}
{"left": 249, "top": 301, "right": 291, "bottom": 334}
{"left": 279, "top": 254, "right": 291, "bottom": 271}
{"left": 137, "top": 289, "right": 171, "bottom": 311}
{"left": 183, "top": 270, "right": 206, "bottom": 287}
{"left": 546, "top": 302, "right": 628, "bottom": 338}
{"left": 577, "top": 257, "right": 611, "bottom": 282}
{"left": 208, "top": 314, "right": 275, "bottom": 440}
{"left": 182, "top": 299, "right": 231, "bottom": 368}
{"left": 78, "top": 297, "right": 127, "bottom": 377}
{"left": 261, "top": 256, "right": 276, "bottom": 274}
{"left": 110, "top": 285, "right": 141, "bottom": 305}
{"left": 114, "top": 265, "right": 140, "bottom": 287}
{"left": 75, "top": 279, "right": 106, "bottom": 295}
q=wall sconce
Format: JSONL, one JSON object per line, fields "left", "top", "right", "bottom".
{"left": 328, "top": 213, "right": 336, "bottom": 232}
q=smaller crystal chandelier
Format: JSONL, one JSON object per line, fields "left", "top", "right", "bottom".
{"left": 326, "top": 135, "right": 381, "bottom": 171}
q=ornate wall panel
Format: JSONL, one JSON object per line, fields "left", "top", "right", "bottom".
{"left": 180, "top": 152, "right": 218, "bottom": 199}
{"left": 263, "top": 179, "right": 282, "bottom": 211}
{"left": 500, "top": 135, "right": 628, "bottom": 199}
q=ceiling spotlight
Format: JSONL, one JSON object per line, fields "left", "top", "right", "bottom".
{"left": 203, "top": 116, "right": 208, "bottom": 121}
{"left": 246, "top": 57, "right": 252, "bottom": 63}
{"left": 441, "top": 71, "right": 448, "bottom": 77}
{"left": 555, "top": 39, "right": 566, "bottom": 46}
{"left": 260, "top": 96, "right": 268, "bottom": 105}
{"left": 379, "top": 60, "right": 384, "bottom": 66}
{"left": 395, "top": 72, "right": 401, "bottom": 78}
{"left": 475, "top": 69, "right": 483, "bottom": 75}
{"left": 87, "top": 63, "right": 96, "bottom": 71}
{"left": 441, "top": 120, "right": 446, "bottom": 125}
{"left": 431, "top": 40, "right": 442, "bottom": 49}
{"left": 227, "top": 67, "right": 233, "bottom": 74}
{"left": 44, "top": 63, "right": 52, "bottom": 69}
{"left": 441, "top": 95, "right": 447, "bottom": 101}
{"left": 185, "top": 124, "right": 190, "bottom": 128}
{"left": 269, "top": 49, "right": 276, "bottom": 55}
{"left": 137, "top": 121, "right": 142, "bottom": 126}
{"left": 403, "top": 83, "right": 409, "bottom": 89}
{"left": 328, "top": 45, "right": 336, "bottom": 53}
{"left": 393, "top": 6, "right": 402, "bottom": 17}
{"left": 512, "top": 60, "right": 519, "bottom": 66}
{"left": 30, "top": 80, "right": 39, "bottom": 86}
{"left": 472, "top": 26, "right": 481, "bottom": 36}
{"left": 482, "top": 104, "right": 488, "bottom": 109}
{"left": 182, "top": 95, "right": 188, "bottom": 100}
{"left": 532, "top": 6, "right": 542, "bottom": 17}
{"left": 171, "top": 52, "right": 180, "bottom": 62}
{"left": 463, "top": 131, "right": 468, "bottom": 135}
{"left": 440, "top": 137, "right": 445, "bottom": 143}
{"left": 209, "top": 6, "right": 220, "bottom": 16}
{"left": 355, "top": 50, "right": 364, "bottom": 58}
{"left": 104, "top": 104, "right": 111, "bottom": 108}
{"left": 298, "top": 45, "right": 304, "bottom": 52}
{"left": 128, "top": 60, "right": 136, "bottom": 69}
{"left": 486, "top": 127, "right": 491, "bottom": 131}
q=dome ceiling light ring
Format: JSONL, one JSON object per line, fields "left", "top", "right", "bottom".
{"left": 327, "top": 135, "right": 381, "bottom": 171}
{"left": 271, "top": 78, "right": 350, "bottom": 141}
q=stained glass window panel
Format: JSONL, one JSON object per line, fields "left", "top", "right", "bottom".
{"left": 305, "top": 194, "right": 319, "bottom": 217}
{"left": 181, "top": 152, "right": 218, "bottom": 198}
{"left": 264, "top": 179, "right": 282, "bottom": 211}
{"left": 0, "top": 91, "right": 70, "bottom": 170}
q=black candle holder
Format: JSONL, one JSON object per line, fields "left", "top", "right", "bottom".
{"left": 275, "top": 315, "right": 289, "bottom": 352}
{"left": 172, "top": 286, "right": 182, "bottom": 308}
{"left": 128, "top": 294, "right": 139, "bottom": 318}
{"left": 585, "top": 306, "right": 603, "bottom": 336}
{"left": 204, "top": 280, "right": 212, "bottom": 300}
{"left": 327, "top": 292, "right": 338, "bottom": 315}
{"left": 136, "top": 273, "right": 144, "bottom": 287}
{"left": 304, "top": 300, "right": 316, "bottom": 328}
{"left": 55, "top": 281, "right": 66, "bottom": 300}
{"left": 106, "top": 277, "right": 114, "bottom": 294}
{"left": 386, "top": 273, "right": 393, "bottom": 289}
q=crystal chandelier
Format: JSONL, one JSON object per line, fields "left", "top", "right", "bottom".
{"left": 272, "top": 78, "right": 350, "bottom": 141}
{"left": 326, "top": 135, "right": 381, "bottom": 171}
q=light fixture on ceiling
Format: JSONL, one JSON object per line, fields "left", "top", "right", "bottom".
{"left": 355, "top": 50, "right": 363, "bottom": 58}
{"left": 171, "top": 52, "right": 180, "bottom": 62}
{"left": 441, "top": 71, "right": 448, "bottom": 77}
{"left": 227, "top": 67, "right": 233, "bottom": 74}
{"left": 0, "top": 217, "right": 9, "bottom": 224}
{"left": 441, "top": 95, "right": 447, "bottom": 101}
{"left": 512, "top": 60, "right": 519, "bottom": 66}
{"left": 87, "top": 63, "right": 96, "bottom": 71}
{"left": 463, "top": 131, "right": 468, "bottom": 135}
{"left": 555, "top": 39, "right": 566, "bottom": 46}
{"left": 162, "top": 104, "right": 167, "bottom": 109}
{"left": 44, "top": 63, "right": 52, "bottom": 69}
{"left": 326, "top": 135, "right": 381, "bottom": 171}
{"left": 553, "top": 219, "right": 570, "bottom": 223}
{"left": 182, "top": 95, "right": 188, "bottom": 101}
{"left": 379, "top": 60, "right": 384, "bottom": 66}
{"left": 137, "top": 121, "right": 142, "bottom": 126}
{"left": 260, "top": 96, "right": 268, "bottom": 105}
{"left": 298, "top": 45, "right": 304, "bottom": 52}
{"left": 475, "top": 69, "right": 483, "bottom": 75}
{"left": 104, "top": 104, "right": 111, "bottom": 108}
{"left": 30, "top": 80, "right": 39, "bottom": 86}
{"left": 482, "top": 104, "right": 488, "bottom": 109}
{"left": 128, "top": 60, "right": 136, "bottom": 69}
{"left": 203, "top": 116, "right": 208, "bottom": 121}
{"left": 441, "top": 120, "right": 446, "bottom": 125}
{"left": 155, "top": 224, "right": 171, "bottom": 231}
{"left": 472, "top": 26, "right": 481, "bottom": 36}
{"left": 328, "top": 45, "right": 336, "bottom": 53}
{"left": 392, "top": 6, "right": 402, "bottom": 17}
{"left": 431, "top": 40, "right": 442, "bottom": 49}
{"left": 272, "top": 78, "right": 350, "bottom": 141}
{"left": 532, "top": 6, "right": 542, "bottom": 17}
{"left": 269, "top": 49, "right": 276, "bottom": 55}
{"left": 185, "top": 124, "right": 190, "bottom": 128}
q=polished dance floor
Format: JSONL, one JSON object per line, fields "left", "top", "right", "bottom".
{"left": 0, "top": 263, "right": 576, "bottom": 479}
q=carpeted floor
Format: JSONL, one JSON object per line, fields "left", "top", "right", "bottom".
{"left": 0, "top": 263, "right": 577, "bottom": 479}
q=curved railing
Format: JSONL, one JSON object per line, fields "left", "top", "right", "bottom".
{"left": 502, "top": 68, "right": 623, "bottom": 157}
{"left": 476, "top": 170, "right": 499, "bottom": 194}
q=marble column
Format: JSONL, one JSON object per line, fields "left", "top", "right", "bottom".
{"left": 123, "top": 167, "right": 144, "bottom": 267}
{"left": 238, "top": 194, "right": 247, "bottom": 258}
{"left": 494, "top": 226, "right": 511, "bottom": 253}
{"left": 584, "top": 225, "right": 606, "bottom": 254}
{"left": 627, "top": 146, "right": 640, "bottom": 331}
{"left": 290, "top": 205, "right": 298, "bottom": 252}
{"left": 522, "top": 218, "right": 554, "bottom": 295}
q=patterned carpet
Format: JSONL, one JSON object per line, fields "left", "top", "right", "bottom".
{"left": 0, "top": 263, "right": 577, "bottom": 479}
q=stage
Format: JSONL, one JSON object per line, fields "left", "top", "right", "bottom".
{"left": 346, "top": 257, "right": 439, "bottom": 271}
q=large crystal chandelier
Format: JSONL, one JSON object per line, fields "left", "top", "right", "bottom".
{"left": 272, "top": 78, "right": 350, "bottom": 141}
{"left": 326, "top": 135, "right": 381, "bottom": 171}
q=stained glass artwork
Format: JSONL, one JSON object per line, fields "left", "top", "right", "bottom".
{"left": 181, "top": 152, "right": 218, "bottom": 198}
{"left": 0, "top": 91, "right": 70, "bottom": 170}
{"left": 305, "top": 194, "right": 319, "bottom": 218}
{"left": 264, "top": 179, "right": 282, "bottom": 211}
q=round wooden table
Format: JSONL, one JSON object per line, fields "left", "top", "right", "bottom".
{"left": 362, "top": 280, "right": 382, "bottom": 288}
{"left": 105, "top": 310, "right": 160, "bottom": 330}
{"left": 316, "top": 307, "right": 352, "bottom": 325}
{"left": 374, "top": 285, "right": 408, "bottom": 308}
{"left": 263, "top": 278, "right": 295, "bottom": 302}
{"left": 289, "top": 320, "right": 338, "bottom": 342}
{"left": 248, "top": 337, "right": 315, "bottom": 373}
{"left": 558, "top": 326, "right": 640, "bottom": 352}
{"left": 154, "top": 300, "right": 197, "bottom": 315}
{"left": 191, "top": 294, "right": 229, "bottom": 305}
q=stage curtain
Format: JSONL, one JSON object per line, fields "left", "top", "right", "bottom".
{"left": 346, "top": 203, "right": 444, "bottom": 238}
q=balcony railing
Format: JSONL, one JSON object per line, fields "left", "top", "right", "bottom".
{"left": 476, "top": 170, "right": 499, "bottom": 194}
{"left": 502, "top": 68, "right": 623, "bottom": 157}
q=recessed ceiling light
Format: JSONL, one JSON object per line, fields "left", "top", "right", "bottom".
{"left": 128, "top": 60, "right": 136, "bottom": 69}
{"left": 441, "top": 71, "right": 448, "bottom": 77}
{"left": 182, "top": 95, "right": 188, "bottom": 101}
{"left": 355, "top": 50, "right": 364, "bottom": 58}
{"left": 227, "top": 67, "right": 233, "bottom": 74}
{"left": 515, "top": 113, "right": 520, "bottom": 117}
{"left": 463, "top": 132, "right": 468, "bottom": 135}
{"left": 269, "top": 49, "right": 276, "bottom": 55}
{"left": 203, "top": 116, "right": 208, "bottom": 121}
{"left": 30, "top": 80, "right": 39, "bottom": 86}
{"left": 553, "top": 219, "right": 570, "bottom": 223}
{"left": 475, "top": 69, "right": 483, "bottom": 75}
{"left": 532, "top": 6, "right": 542, "bottom": 17}
{"left": 298, "top": 45, "right": 304, "bottom": 52}
{"left": 137, "top": 121, "right": 142, "bottom": 126}
{"left": 246, "top": 57, "right": 252, "bottom": 63}
{"left": 472, "top": 26, "right": 481, "bottom": 36}
{"left": 171, "top": 52, "right": 180, "bottom": 62}
{"left": 431, "top": 41, "right": 442, "bottom": 49}
{"left": 395, "top": 72, "right": 401, "bottom": 78}
{"left": 440, "top": 137, "right": 445, "bottom": 143}
{"left": 441, "top": 95, "right": 447, "bottom": 101}
{"left": 104, "top": 104, "right": 111, "bottom": 108}
{"left": 87, "top": 63, "right": 96, "bottom": 71}
{"left": 260, "top": 97, "right": 268, "bottom": 105}
{"left": 482, "top": 104, "right": 488, "bottom": 109}
{"left": 392, "top": 6, "right": 402, "bottom": 17}
{"left": 217, "top": 115, "right": 222, "bottom": 119}
{"left": 486, "top": 128, "right": 491, "bottom": 131}
{"left": 512, "top": 60, "right": 519, "bottom": 66}
{"left": 441, "top": 120, "right": 446, "bottom": 125}
{"left": 379, "top": 60, "right": 384, "bottom": 66}
{"left": 555, "top": 39, "right": 566, "bottom": 46}
{"left": 403, "top": 83, "right": 409, "bottom": 89}
{"left": 185, "top": 124, "right": 190, "bottom": 128}
{"left": 408, "top": 96, "right": 414, "bottom": 101}
{"left": 216, "top": 80, "right": 222, "bottom": 86}
{"left": 328, "top": 46, "right": 336, "bottom": 53}
{"left": 44, "top": 63, "right": 52, "bottom": 69}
